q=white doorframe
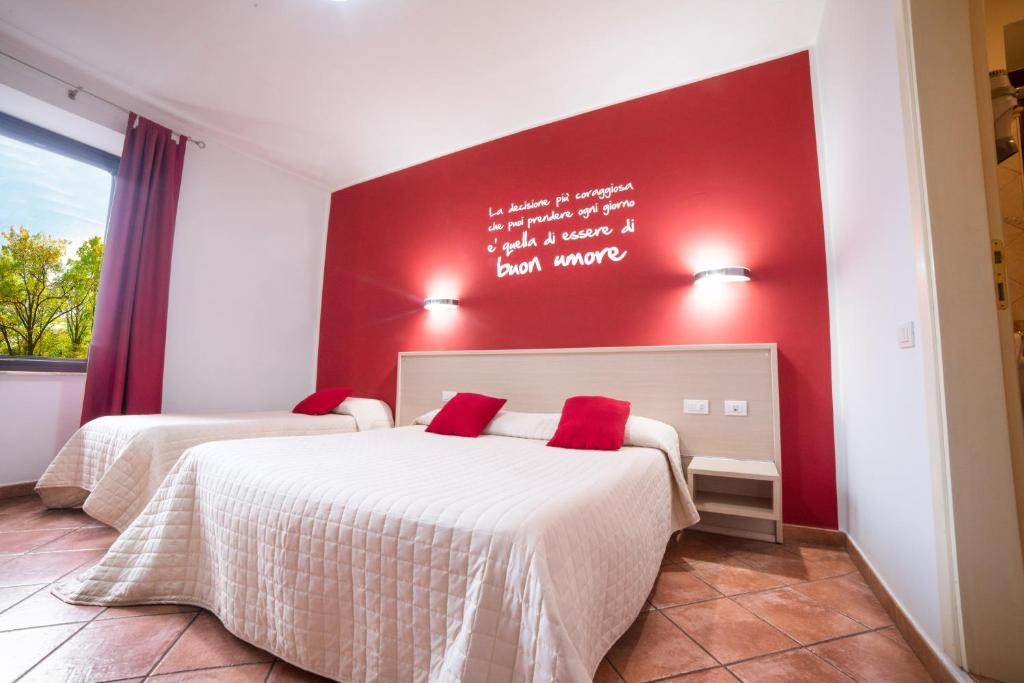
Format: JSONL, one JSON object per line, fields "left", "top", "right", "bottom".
{"left": 901, "top": 0, "right": 1024, "bottom": 679}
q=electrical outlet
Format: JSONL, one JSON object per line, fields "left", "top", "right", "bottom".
{"left": 724, "top": 400, "right": 748, "bottom": 416}
{"left": 441, "top": 390, "right": 457, "bottom": 402}
{"left": 898, "top": 321, "right": 915, "bottom": 349}
{"left": 683, "top": 399, "right": 709, "bottom": 415}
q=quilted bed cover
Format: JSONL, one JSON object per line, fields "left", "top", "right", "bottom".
{"left": 55, "top": 426, "right": 699, "bottom": 682}
{"left": 35, "top": 411, "right": 359, "bottom": 530}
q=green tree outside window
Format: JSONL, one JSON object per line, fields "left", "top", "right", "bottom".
{"left": 0, "top": 227, "right": 104, "bottom": 359}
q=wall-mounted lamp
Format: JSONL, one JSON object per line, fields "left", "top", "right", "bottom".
{"left": 694, "top": 267, "right": 751, "bottom": 286}
{"left": 423, "top": 297, "right": 460, "bottom": 311}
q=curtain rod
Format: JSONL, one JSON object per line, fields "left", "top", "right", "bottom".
{"left": 0, "top": 49, "right": 206, "bottom": 149}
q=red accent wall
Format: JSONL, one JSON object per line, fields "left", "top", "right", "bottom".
{"left": 318, "top": 52, "right": 837, "bottom": 528}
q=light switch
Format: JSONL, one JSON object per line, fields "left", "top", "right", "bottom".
{"left": 684, "top": 399, "right": 709, "bottom": 415}
{"left": 724, "top": 400, "right": 748, "bottom": 416}
{"left": 441, "top": 390, "right": 457, "bottom": 402}
{"left": 898, "top": 321, "right": 915, "bottom": 349}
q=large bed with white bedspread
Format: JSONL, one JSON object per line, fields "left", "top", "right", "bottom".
{"left": 54, "top": 418, "right": 698, "bottom": 682}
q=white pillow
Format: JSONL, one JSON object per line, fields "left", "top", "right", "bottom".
{"left": 486, "top": 411, "right": 561, "bottom": 440}
{"left": 413, "top": 408, "right": 441, "bottom": 426}
{"left": 414, "top": 408, "right": 680, "bottom": 457}
{"left": 331, "top": 397, "right": 394, "bottom": 430}
{"left": 623, "top": 415, "right": 682, "bottom": 460}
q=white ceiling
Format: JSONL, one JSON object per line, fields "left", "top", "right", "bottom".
{"left": 0, "top": 0, "right": 825, "bottom": 190}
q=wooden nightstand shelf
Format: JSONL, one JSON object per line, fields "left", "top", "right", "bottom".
{"left": 687, "top": 456, "right": 783, "bottom": 543}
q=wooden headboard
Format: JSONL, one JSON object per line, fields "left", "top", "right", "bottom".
{"left": 396, "top": 344, "right": 780, "bottom": 466}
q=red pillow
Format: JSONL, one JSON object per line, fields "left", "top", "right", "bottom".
{"left": 547, "top": 395, "right": 631, "bottom": 450}
{"left": 425, "top": 392, "right": 507, "bottom": 437}
{"left": 292, "top": 387, "right": 353, "bottom": 415}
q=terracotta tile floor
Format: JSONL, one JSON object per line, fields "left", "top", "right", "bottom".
{"left": 0, "top": 494, "right": 934, "bottom": 682}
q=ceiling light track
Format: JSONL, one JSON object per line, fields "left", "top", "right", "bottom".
{"left": 0, "top": 48, "right": 206, "bottom": 149}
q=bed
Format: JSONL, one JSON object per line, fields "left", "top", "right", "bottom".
{"left": 53, "top": 344, "right": 780, "bottom": 682}
{"left": 54, "top": 419, "right": 696, "bottom": 681}
{"left": 35, "top": 397, "right": 394, "bottom": 531}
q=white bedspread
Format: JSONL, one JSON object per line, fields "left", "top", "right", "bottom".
{"left": 55, "top": 426, "right": 698, "bottom": 682}
{"left": 35, "top": 411, "right": 359, "bottom": 530}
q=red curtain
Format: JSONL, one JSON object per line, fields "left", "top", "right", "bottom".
{"left": 80, "top": 114, "right": 187, "bottom": 424}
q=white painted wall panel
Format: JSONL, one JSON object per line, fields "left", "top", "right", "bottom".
{"left": 812, "top": 0, "right": 943, "bottom": 646}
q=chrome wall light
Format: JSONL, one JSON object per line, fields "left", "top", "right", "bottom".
{"left": 693, "top": 267, "right": 751, "bottom": 285}
{"left": 423, "top": 297, "right": 460, "bottom": 311}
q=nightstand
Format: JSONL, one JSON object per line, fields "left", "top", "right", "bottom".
{"left": 686, "top": 455, "right": 782, "bottom": 543}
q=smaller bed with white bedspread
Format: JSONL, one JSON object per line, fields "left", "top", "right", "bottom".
{"left": 35, "top": 397, "right": 393, "bottom": 530}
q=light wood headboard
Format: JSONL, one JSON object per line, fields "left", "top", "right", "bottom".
{"left": 396, "top": 344, "right": 780, "bottom": 465}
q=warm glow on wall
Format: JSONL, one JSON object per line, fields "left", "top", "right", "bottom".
{"left": 684, "top": 240, "right": 745, "bottom": 274}
{"left": 687, "top": 265, "right": 752, "bottom": 320}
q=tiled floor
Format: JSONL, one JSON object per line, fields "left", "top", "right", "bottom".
{"left": 0, "top": 495, "right": 331, "bottom": 683}
{"left": 0, "top": 494, "right": 934, "bottom": 682}
{"left": 600, "top": 532, "right": 933, "bottom": 683}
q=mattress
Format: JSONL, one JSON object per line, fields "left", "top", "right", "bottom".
{"left": 35, "top": 410, "right": 364, "bottom": 530}
{"left": 55, "top": 425, "right": 698, "bottom": 682}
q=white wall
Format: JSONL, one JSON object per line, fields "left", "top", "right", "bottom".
{"left": 812, "top": 0, "right": 945, "bottom": 648}
{"left": 0, "top": 49, "right": 330, "bottom": 484}
{"left": 0, "top": 374, "right": 85, "bottom": 484}
{"left": 162, "top": 142, "right": 328, "bottom": 413}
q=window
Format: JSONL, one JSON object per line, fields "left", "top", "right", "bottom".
{"left": 0, "top": 112, "right": 119, "bottom": 372}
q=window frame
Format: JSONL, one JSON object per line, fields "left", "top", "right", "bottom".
{"left": 0, "top": 112, "right": 119, "bottom": 374}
